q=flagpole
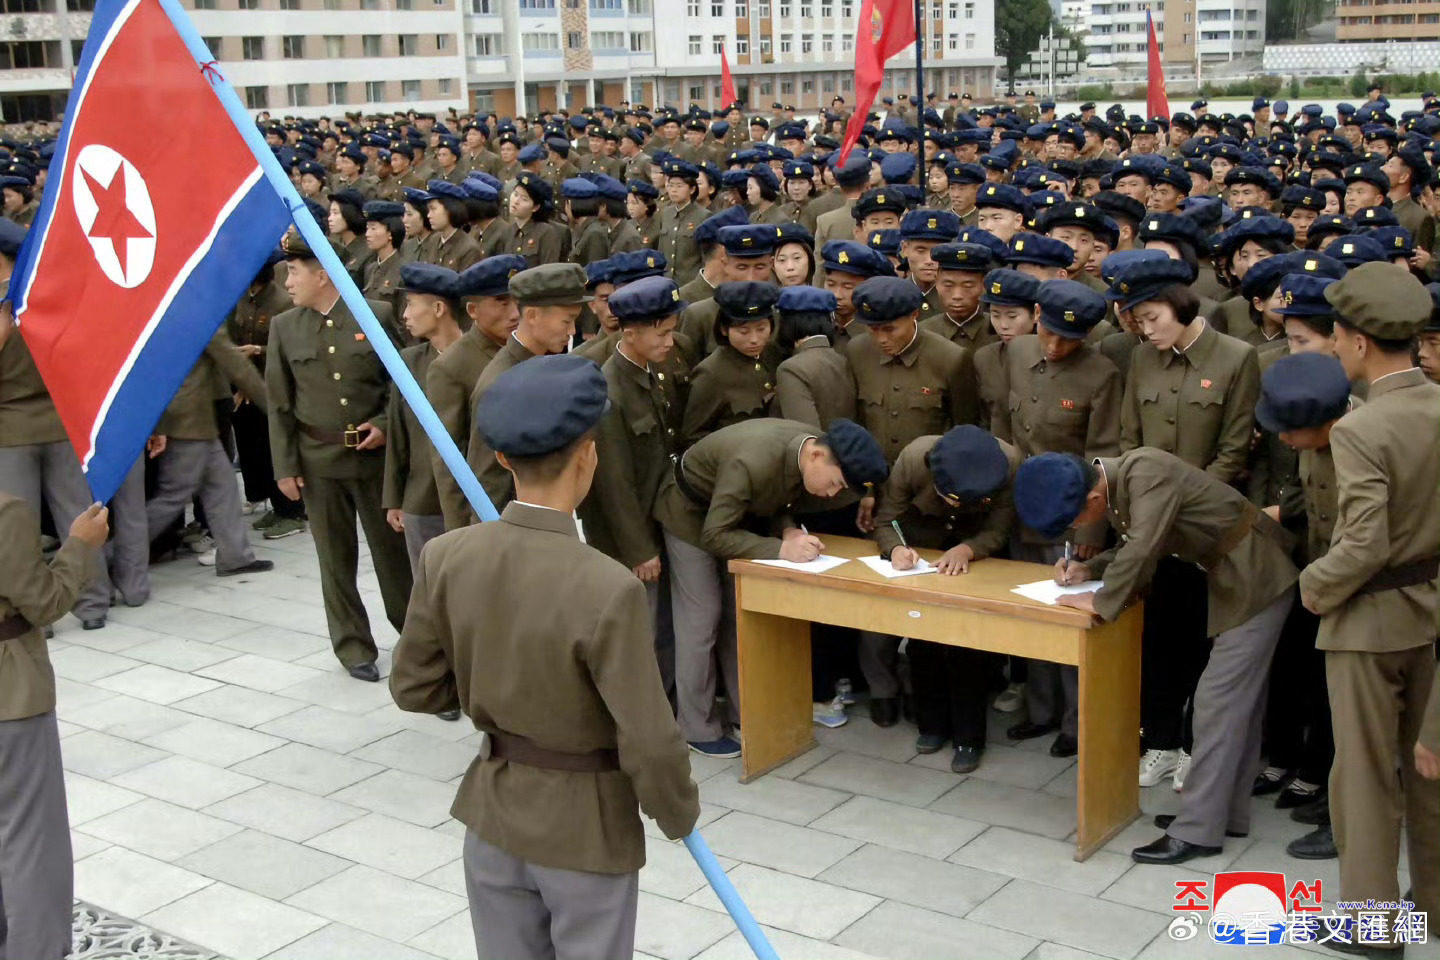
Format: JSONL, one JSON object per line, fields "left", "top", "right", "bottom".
{"left": 156, "top": 0, "right": 500, "bottom": 525}
{"left": 913, "top": 0, "right": 924, "bottom": 151}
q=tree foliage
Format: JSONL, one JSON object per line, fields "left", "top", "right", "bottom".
{"left": 995, "top": 0, "right": 1055, "bottom": 91}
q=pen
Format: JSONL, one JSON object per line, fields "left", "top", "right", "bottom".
{"left": 800, "top": 524, "right": 809, "bottom": 536}
{"left": 891, "top": 520, "right": 909, "bottom": 548}
{"left": 1063, "top": 539, "right": 1073, "bottom": 583}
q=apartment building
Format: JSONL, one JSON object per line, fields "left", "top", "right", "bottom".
{"left": 1334, "top": 0, "right": 1440, "bottom": 41}
{"left": 1083, "top": 0, "right": 1263, "bottom": 78}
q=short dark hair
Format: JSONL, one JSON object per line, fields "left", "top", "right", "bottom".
{"left": 433, "top": 196, "right": 470, "bottom": 229}
{"left": 1334, "top": 316, "right": 1414, "bottom": 354}
{"left": 602, "top": 197, "right": 627, "bottom": 218}
{"left": 615, "top": 310, "right": 678, "bottom": 329}
{"left": 332, "top": 199, "right": 365, "bottom": 235}
{"left": 568, "top": 196, "right": 600, "bottom": 218}
{"left": 713, "top": 308, "right": 774, "bottom": 347}
{"left": 778, "top": 311, "right": 835, "bottom": 346}
{"left": 1148, "top": 282, "right": 1201, "bottom": 325}
{"left": 503, "top": 430, "right": 596, "bottom": 484}
{"left": 750, "top": 176, "right": 779, "bottom": 203}
{"left": 1286, "top": 312, "right": 1336, "bottom": 337}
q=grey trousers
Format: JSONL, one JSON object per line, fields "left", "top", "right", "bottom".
{"left": 0, "top": 712, "right": 72, "bottom": 960}
{"left": 463, "top": 831, "right": 638, "bottom": 960}
{"left": 664, "top": 531, "right": 738, "bottom": 742}
{"left": 146, "top": 439, "right": 255, "bottom": 574}
{"left": 1168, "top": 587, "right": 1293, "bottom": 848}
{"left": 0, "top": 442, "right": 112, "bottom": 619}
{"left": 859, "top": 633, "right": 902, "bottom": 698}
{"left": 402, "top": 512, "right": 446, "bottom": 575}
{"left": 108, "top": 460, "right": 150, "bottom": 605}
{"left": 1013, "top": 541, "right": 1078, "bottom": 737}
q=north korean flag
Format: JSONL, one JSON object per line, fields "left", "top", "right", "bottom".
{"left": 9, "top": 0, "right": 289, "bottom": 503}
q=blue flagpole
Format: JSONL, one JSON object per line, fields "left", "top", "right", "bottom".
{"left": 158, "top": 0, "right": 499, "bottom": 524}
{"left": 684, "top": 833, "right": 780, "bottom": 960}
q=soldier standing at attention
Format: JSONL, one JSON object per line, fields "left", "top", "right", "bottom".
{"left": 0, "top": 496, "right": 108, "bottom": 960}
{"left": 649, "top": 159, "right": 709, "bottom": 286}
{"left": 389, "top": 354, "right": 700, "bottom": 960}
{"left": 360, "top": 201, "right": 407, "bottom": 328}
{"left": 1298, "top": 265, "right": 1440, "bottom": 942}
{"left": 267, "top": 233, "right": 414, "bottom": 682}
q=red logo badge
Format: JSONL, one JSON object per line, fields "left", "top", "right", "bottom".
{"left": 1060, "top": 398, "right": 1075, "bottom": 410}
{"left": 1200, "top": 378, "right": 1213, "bottom": 389}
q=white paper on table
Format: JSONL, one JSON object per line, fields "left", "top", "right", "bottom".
{"left": 1010, "top": 578, "right": 1103, "bottom": 605}
{"left": 855, "top": 555, "right": 939, "bottom": 579}
{"left": 752, "top": 555, "right": 852, "bottom": 574}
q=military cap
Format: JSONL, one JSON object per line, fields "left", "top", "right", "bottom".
{"left": 975, "top": 183, "right": 1025, "bottom": 214}
{"left": 776, "top": 222, "right": 814, "bottom": 249}
{"left": 852, "top": 276, "right": 925, "bottom": 325}
{"left": 1308, "top": 213, "right": 1354, "bottom": 243}
{"left": 294, "top": 159, "right": 326, "bottom": 180}
{"left": 626, "top": 179, "right": 659, "bottom": 199}
{"left": 945, "top": 161, "right": 986, "bottom": 185}
{"left": 1256, "top": 353, "right": 1352, "bottom": 433}
{"left": 281, "top": 230, "right": 344, "bottom": 262}
{"left": 1275, "top": 273, "right": 1341, "bottom": 317}
{"left": 399, "top": 262, "right": 461, "bottom": 299}
{"left": 584, "top": 258, "right": 615, "bottom": 289}
{"left": 879, "top": 152, "right": 918, "bottom": 185}
{"left": 543, "top": 137, "right": 572, "bottom": 159}
{"left": 746, "top": 164, "right": 779, "bottom": 192}
{"left": 1342, "top": 163, "right": 1389, "bottom": 193}
{"left": 1240, "top": 253, "right": 1298, "bottom": 302}
{"left": 822, "top": 419, "right": 889, "bottom": 489}
{"left": 955, "top": 228, "right": 1010, "bottom": 270}
{"left": 713, "top": 281, "right": 780, "bottom": 321}
{"left": 516, "top": 144, "right": 546, "bottom": 164}
{"left": 1036, "top": 201, "right": 1103, "bottom": 236}
{"left": 852, "top": 187, "right": 907, "bottom": 221}
{"left": 925, "top": 424, "right": 1010, "bottom": 503}
{"left": 1153, "top": 163, "right": 1193, "bottom": 194}
{"left": 476, "top": 354, "right": 609, "bottom": 458}
{"left": 1181, "top": 156, "right": 1214, "bottom": 180}
{"left": 402, "top": 187, "right": 435, "bottom": 210}
{"left": 608, "top": 275, "right": 686, "bottom": 325}
{"left": 776, "top": 285, "right": 837, "bottom": 319}
{"left": 359, "top": 132, "right": 390, "bottom": 148}
{"left": 1036, "top": 278, "right": 1107, "bottom": 339}
{"left": 1329, "top": 234, "right": 1388, "bottom": 268}
{"left": 1024, "top": 191, "right": 1066, "bottom": 225}
{"left": 783, "top": 160, "right": 815, "bottom": 181}
{"left": 560, "top": 177, "right": 598, "bottom": 199}
{"left": 899, "top": 209, "right": 960, "bottom": 242}
{"left": 980, "top": 268, "right": 1039, "bottom": 307}
{"left": 609, "top": 249, "right": 668, "bottom": 285}
{"left": 980, "top": 152, "right": 1015, "bottom": 173}
{"left": 424, "top": 180, "right": 465, "bottom": 201}
{"left": 1326, "top": 262, "right": 1435, "bottom": 339}
{"left": 0, "top": 217, "right": 26, "bottom": 258}
{"left": 513, "top": 172, "right": 554, "bottom": 209}
{"left": 455, "top": 254, "right": 527, "bottom": 298}
{"left": 663, "top": 159, "right": 700, "bottom": 181}
{"left": 718, "top": 224, "right": 778, "bottom": 258}
{"left": 866, "top": 228, "right": 901, "bottom": 257}
{"left": 1279, "top": 184, "right": 1325, "bottom": 212}
{"left": 1353, "top": 205, "right": 1399, "bottom": 228}
{"left": 1104, "top": 257, "right": 1196, "bottom": 311}
{"left": 1215, "top": 215, "right": 1295, "bottom": 256}
{"left": 326, "top": 189, "right": 362, "bottom": 214}
{"left": 1014, "top": 452, "right": 1092, "bottom": 540}
{"left": 460, "top": 179, "right": 499, "bottom": 203}
{"left": 362, "top": 201, "right": 404, "bottom": 221}
{"left": 509, "top": 262, "right": 593, "bottom": 307}
{"left": 1005, "top": 232, "right": 1073, "bottom": 269}
{"left": 1368, "top": 226, "right": 1414, "bottom": 258}
{"left": 339, "top": 143, "right": 366, "bottom": 164}
{"left": 1225, "top": 166, "right": 1282, "bottom": 197}
{"left": 1136, "top": 212, "right": 1206, "bottom": 255}
{"left": 435, "top": 136, "right": 461, "bottom": 155}
{"left": 931, "top": 242, "right": 994, "bottom": 273}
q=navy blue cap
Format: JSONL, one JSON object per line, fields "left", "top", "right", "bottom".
{"left": 976, "top": 183, "right": 1025, "bottom": 213}
{"left": 1105, "top": 257, "right": 1197, "bottom": 311}
{"left": 1353, "top": 205, "right": 1399, "bottom": 228}
{"left": 517, "top": 143, "right": 546, "bottom": 164}
{"left": 945, "top": 161, "right": 986, "bottom": 185}
{"left": 1215, "top": 215, "right": 1294, "bottom": 257}
{"left": 362, "top": 201, "right": 404, "bottom": 221}
{"left": 866, "top": 228, "right": 901, "bottom": 256}
{"left": 696, "top": 206, "right": 750, "bottom": 249}
{"left": 931, "top": 241, "right": 994, "bottom": 273}
{"left": 879, "top": 152, "right": 918, "bottom": 184}
{"left": 833, "top": 154, "right": 872, "bottom": 187}
{"left": 823, "top": 419, "right": 889, "bottom": 488}
{"left": 980, "top": 268, "right": 1039, "bottom": 307}
{"left": 1329, "top": 234, "right": 1388, "bottom": 267}
{"left": 776, "top": 222, "right": 814, "bottom": 249}
{"left": 560, "top": 177, "right": 598, "bottom": 199}
{"left": 1037, "top": 201, "right": 1104, "bottom": 235}
{"left": 627, "top": 179, "right": 659, "bottom": 199}
{"left": 954, "top": 227, "right": 1009, "bottom": 263}
{"left": 585, "top": 258, "right": 615, "bottom": 289}
{"left": 822, "top": 240, "right": 894, "bottom": 277}
{"left": 900, "top": 209, "right": 960, "bottom": 242}
{"left": 0, "top": 217, "right": 26, "bottom": 257}
{"left": 663, "top": 159, "right": 700, "bottom": 180}
{"left": 1240, "top": 253, "right": 1297, "bottom": 301}
{"left": 1275, "top": 273, "right": 1341, "bottom": 317}
{"left": 1256, "top": 352, "right": 1351, "bottom": 433}
{"left": 460, "top": 179, "right": 499, "bottom": 203}
{"left": 455, "top": 254, "right": 528, "bottom": 298}
{"left": 402, "top": 186, "right": 433, "bottom": 207}
{"left": 399, "top": 262, "right": 461, "bottom": 298}
{"left": 513, "top": 172, "right": 554, "bottom": 209}
{"left": 1371, "top": 225, "right": 1414, "bottom": 257}
{"left": 476, "top": 354, "right": 610, "bottom": 457}
{"left": 714, "top": 281, "right": 780, "bottom": 320}
{"left": 609, "top": 249, "right": 668, "bottom": 286}
{"left": 1280, "top": 184, "right": 1325, "bottom": 211}
{"left": 718, "top": 224, "right": 779, "bottom": 257}
{"left": 748, "top": 164, "right": 779, "bottom": 191}
{"left": 331, "top": 188, "right": 366, "bottom": 211}
{"left": 1343, "top": 163, "right": 1389, "bottom": 193}
{"left": 1036, "top": 278, "right": 1107, "bottom": 339}
{"left": 852, "top": 276, "right": 925, "bottom": 325}
{"left": 1137, "top": 211, "right": 1208, "bottom": 255}
{"left": 853, "top": 187, "right": 907, "bottom": 221}
{"left": 1014, "top": 453, "right": 1091, "bottom": 540}
{"left": 1006, "top": 233, "right": 1073, "bottom": 268}
{"left": 931, "top": 425, "right": 1010, "bottom": 502}
{"left": 776, "top": 285, "right": 837, "bottom": 317}
{"left": 426, "top": 180, "right": 466, "bottom": 200}
{"left": 608, "top": 275, "right": 685, "bottom": 324}
{"left": 784, "top": 160, "right": 815, "bottom": 180}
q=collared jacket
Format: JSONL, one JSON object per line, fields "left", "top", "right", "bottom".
{"left": 426, "top": 325, "right": 506, "bottom": 530}
{"left": 848, "top": 328, "right": 980, "bottom": 464}
{"left": 681, "top": 344, "right": 777, "bottom": 447}
{"left": 873, "top": 433, "right": 1020, "bottom": 560}
{"left": 383, "top": 342, "right": 441, "bottom": 517}
{"left": 775, "top": 337, "right": 856, "bottom": 430}
{"left": 464, "top": 335, "right": 540, "bottom": 513}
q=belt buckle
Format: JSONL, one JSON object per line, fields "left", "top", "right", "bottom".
{"left": 477, "top": 731, "right": 491, "bottom": 761}
{"left": 343, "top": 429, "right": 362, "bottom": 448}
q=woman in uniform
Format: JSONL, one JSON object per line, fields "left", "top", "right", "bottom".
{"left": 400, "top": 186, "right": 433, "bottom": 262}
{"left": 681, "top": 282, "right": 780, "bottom": 447}
{"left": 1211, "top": 216, "right": 1295, "bottom": 339}
{"left": 503, "top": 172, "right": 567, "bottom": 267}
{"left": 328, "top": 189, "right": 373, "bottom": 283}
{"left": 422, "top": 181, "right": 483, "bottom": 272}
{"left": 626, "top": 180, "right": 659, "bottom": 247}
{"left": 747, "top": 165, "right": 789, "bottom": 226}
{"left": 361, "top": 201, "right": 407, "bottom": 340}
{"left": 773, "top": 223, "right": 816, "bottom": 287}
{"left": 779, "top": 161, "right": 815, "bottom": 224}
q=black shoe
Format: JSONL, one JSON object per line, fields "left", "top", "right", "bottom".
{"left": 1131, "top": 834, "right": 1222, "bottom": 865}
{"left": 1291, "top": 795, "right": 1330, "bottom": 825}
{"left": 1287, "top": 825, "right": 1337, "bottom": 860}
{"left": 1049, "top": 733, "right": 1078, "bottom": 758}
{"left": 1252, "top": 768, "right": 1290, "bottom": 796}
{"left": 915, "top": 734, "right": 947, "bottom": 755}
{"left": 1006, "top": 720, "right": 1058, "bottom": 741}
{"left": 1152, "top": 813, "right": 1248, "bottom": 838}
{"left": 1323, "top": 938, "right": 1405, "bottom": 959}
{"left": 438, "top": 708, "right": 462, "bottom": 722}
{"left": 82, "top": 618, "right": 106, "bottom": 631}
{"left": 217, "top": 559, "right": 275, "bottom": 578}
{"left": 1276, "top": 784, "right": 1324, "bottom": 810}
{"left": 347, "top": 662, "right": 380, "bottom": 683}
{"left": 951, "top": 745, "right": 981, "bottom": 774}
{"left": 869, "top": 697, "right": 899, "bottom": 728}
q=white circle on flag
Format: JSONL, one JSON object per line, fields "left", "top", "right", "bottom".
{"left": 71, "top": 143, "right": 157, "bottom": 289}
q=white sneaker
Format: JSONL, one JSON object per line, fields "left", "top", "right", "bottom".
{"left": 195, "top": 547, "right": 217, "bottom": 567}
{"left": 1139, "top": 748, "right": 1181, "bottom": 787}
{"left": 1172, "top": 750, "right": 1192, "bottom": 792}
{"left": 813, "top": 702, "right": 848, "bottom": 728}
{"left": 994, "top": 682, "right": 1026, "bottom": 713}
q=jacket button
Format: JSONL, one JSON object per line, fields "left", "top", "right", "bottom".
{"left": 339, "top": 398, "right": 348, "bottom": 406}
{"left": 1166, "top": 417, "right": 1175, "bottom": 424}
{"left": 333, "top": 372, "right": 342, "bottom": 380}
{"left": 1031, "top": 396, "right": 1038, "bottom": 402}
{"left": 1170, "top": 386, "right": 1178, "bottom": 393}
{"left": 890, "top": 411, "right": 899, "bottom": 417}
{"left": 328, "top": 346, "right": 336, "bottom": 354}
{"left": 892, "top": 385, "right": 900, "bottom": 391}
{"left": 325, "top": 319, "right": 334, "bottom": 328}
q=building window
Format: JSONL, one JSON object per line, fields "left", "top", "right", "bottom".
{"left": 779, "top": 33, "right": 790, "bottom": 51}
{"left": 236, "top": 0, "right": 256, "bottom": 9}
{"left": 402, "top": 79, "right": 421, "bottom": 101}
{"left": 245, "top": 86, "right": 268, "bottom": 109}
{"left": 567, "top": 31, "right": 583, "bottom": 48}
{"left": 628, "top": 0, "right": 651, "bottom": 10}
{"left": 398, "top": 34, "right": 418, "bottom": 55}
{"left": 800, "top": 32, "right": 812, "bottom": 52}
{"left": 193, "top": 0, "right": 215, "bottom": 8}
{"left": 842, "top": 33, "right": 852, "bottom": 49}
{"left": 436, "top": 33, "right": 449, "bottom": 49}
{"left": 279, "top": 0, "right": 299, "bottom": 9}
{"left": 521, "top": 33, "right": 560, "bottom": 50}
{"left": 736, "top": 0, "right": 746, "bottom": 14}
{"left": 931, "top": 34, "right": 941, "bottom": 52}
{"left": 841, "top": 74, "right": 851, "bottom": 90}
{"left": 965, "top": 32, "right": 975, "bottom": 46}
{"left": 688, "top": 34, "right": 702, "bottom": 54}
{"left": 711, "top": 0, "right": 724, "bottom": 13}
{"left": 629, "top": 31, "right": 652, "bottom": 51}
{"left": 362, "top": 34, "right": 381, "bottom": 55}
{"left": 591, "top": 0, "right": 622, "bottom": 7}
{"left": 326, "top": 81, "right": 348, "bottom": 103}
{"left": 473, "top": 33, "right": 502, "bottom": 53}
{"left": 778, "top": 1, "right": 789, "bottom": 14}
{"left": 757, "top": 0, "right": 768, "bottom": 13}
{"left": 948, "top": 0, "right": 957, "bottom": 15}
{"left": 712, "top": 34, "right": 725, "bottom": 52}
{"left": 820, "top": 0, "right": 830, "bottom": 13}
{"left": 475, "top": 92, "right": 495, "bottom": 112}
{"left": 282, "top": 35, "right": 305, "bottom": 58}
{"left": 964, "top": 0, "right": 973, "bottom": 15}
{"left": 365, "top": 80, "right": 385, "bottom": 101}
{"left": 736, "top": 36, "right": 749, "bottom": 53}
{"left": 759, "top": 78, "right": 772, "bottom": 94}
{"left": 201, "top": 36, "right": 222, "bottom": 57}
{"left": 689, "top": 83, "right": 704, "bottom": 100}
{"left": 472, "top": 0, "right": 495, "bottom": 9}
{"left": 800, "top": 2, "right": 810, "bottom": 14}
{"left": 592, "top": 30, "right": 625, "bottom": 48}
{"left": 324, "top": 35, "right": 343, "bottom": 57}
{"left": 241, "top": 36, "right": 264, "bottom": 59}
{"left": 760, "top": 35, "right": 771, "bottom": 53}
{"left": 518, "top": 0, "right": 555, "bottom": 7}
{"left": 841, "top": 0, "right": 851, "bottom": 14}
{"left": 822, "top": 35, "right": 832, "bottom": 51}
{"left": 686, "top": 0, "right": 699, "bottom": 13}
{"left": 802, "top": 77, "right": 814, "bottom": 92}
{"left": 287, "top": 83, "right": 309, "bottom": 107}
{"left": 439, "top": 78, "right": 452, "bottom": 94}
{"left": 780, "top": 78, "right": 793, "bottom": 93}
{"left": 323, "top": 0, "right": 338, "bottom": 8}
{"left": 948, "top": 33, "right": 958, "bottom": 48}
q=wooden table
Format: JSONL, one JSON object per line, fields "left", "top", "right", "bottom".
{"left": 728, "top": 535, "right": 1142, "bottom": 862}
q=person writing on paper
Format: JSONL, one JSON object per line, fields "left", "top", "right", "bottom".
{"left": 873, "top": 425, "right": 1021, "bottom": 774}
{"left": 389, "top": 355, "right": 700, "bottom": 960}
{"left": 1013, "top": 450, "right": 1298, "bottom": 866}
{"left": 652, "top": 418, "right": 889, "bottom": 759}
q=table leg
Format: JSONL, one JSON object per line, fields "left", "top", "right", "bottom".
{"left": 736, "top": 600, "right": 814, "bottom": 783}
{"left": 1074, "top": 609, "right": 1143, "bottom": 860}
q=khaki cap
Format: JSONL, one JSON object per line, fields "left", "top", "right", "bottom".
{"left": 509, "top": 263, "right": 594, "bottom": 307}
{"left": 1323, "top": 263, "right": 1431, "bottom": 340}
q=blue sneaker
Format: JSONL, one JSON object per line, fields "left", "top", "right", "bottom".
{"left": 688, "top": 737, "right": 742, "bottom": 759}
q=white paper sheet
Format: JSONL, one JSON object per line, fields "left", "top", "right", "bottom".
{"left": 855, "top": 555, "right": 939, "bottom": 579}
{"left": 1010, "top": 578, "right": 1103, "bottom": 605}
{"left": 752, "top": 555, "right": 852, "bottom": 574}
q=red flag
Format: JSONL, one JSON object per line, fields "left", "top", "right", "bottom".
{"left": 1146, "top": 10, "right": 1170, "bottom": 121}
{"left": 720, "top": 46, "right": 736, "bottom": 110}
{"left": 838, "top": 0, "right": 915, "bottom": 164}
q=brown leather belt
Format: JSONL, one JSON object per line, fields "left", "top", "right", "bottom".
{"left": 300, "top": 422, "right": 363, "bottom": 448}
{"left": 0, "top": 613, "right": 34, "bottom": 642}
{"left": 479, "top": 730, "right": 620, "bottom": 773}
{"left": 1358, "top": 555, "right": 1440, "bottom": 595}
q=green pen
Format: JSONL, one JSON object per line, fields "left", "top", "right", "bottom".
{"left": 891, "top": 520, "right": 908, "bottom": 548}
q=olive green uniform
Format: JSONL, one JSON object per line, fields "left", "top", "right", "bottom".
{"left": 361, "top": 251, "right": 406, "bottom": 339}
{"left": 921, "top": 308, "right": 999, "bottom": 352}
{"left": 570, "top": 218, "right": 611, "bottom": 268}
{"left": 847, "top": 329, "right": 980, "bottom": 465}
{"left": 426, "top": 326, "right": 506, "bottom": 530}
{"left": 680, "top": 345, "right": 776, "bottom": 447}
{"left": 383, "top": 343, "right": 445, "bottom": 571}
{"left": 774, "top": 337, "right": 856, "bottom": 430}
{"left": 649, "top": 201, "right": 708, "bottom": 286}
{"left": 503, "top": 219, "right": 569, "bottom": 267}
{"left": 464, "top": 335, "right": 540, "bottom": 514}
{"left": 424, "top": 229, "right": 483, "bottom": 273}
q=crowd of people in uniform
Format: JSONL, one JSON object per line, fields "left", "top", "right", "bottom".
{"left": 2, "top": 85, "right": 1440, "bottom": 960}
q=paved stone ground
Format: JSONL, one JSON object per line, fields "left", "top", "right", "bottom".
{"left": 51, "top": 521, "right": 1437, "bottom": 960}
